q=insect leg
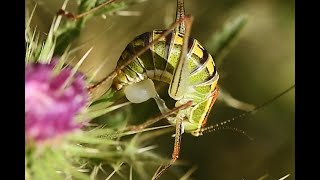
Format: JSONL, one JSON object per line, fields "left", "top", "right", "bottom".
{"left": 128, "top": 101, "right": 192, "bottom": 131}
{"left": 168, "top": 15, "right": 194, "bottom": 99}
{"left": 57, "top": 0, "right": 119, "bottom": 20}
{"left": 152, "top": 117, "right": 184, "bottom": 180}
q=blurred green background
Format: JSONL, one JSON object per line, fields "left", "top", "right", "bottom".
{"left": 26, "top": 0, "right": 294, "bottom": 179}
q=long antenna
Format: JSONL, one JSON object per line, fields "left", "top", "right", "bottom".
{"left": 175, "top": 0, "right": 186, "bottom": 33}
{"left": 199, "top": 84, "right": 295, "bottom": 135}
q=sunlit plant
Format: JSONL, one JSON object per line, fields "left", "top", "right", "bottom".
{"left": 25, "top": 0, "right": 259, "bottom": 179}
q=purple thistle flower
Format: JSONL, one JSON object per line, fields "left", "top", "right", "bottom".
{"left": 25, "top": 61, "right": 89, "bottom": 142}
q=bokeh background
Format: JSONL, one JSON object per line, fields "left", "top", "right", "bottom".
{"left": 26, "top": 0, "right": 294, "bottom": 179}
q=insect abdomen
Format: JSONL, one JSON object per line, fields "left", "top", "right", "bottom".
{"left": 113, "top": 30, "right": 218, "bottom": 102}
{"left": 113, "top": 30, "right": 174, "bottom": 89}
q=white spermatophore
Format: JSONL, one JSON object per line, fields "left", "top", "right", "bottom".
{"left": 124, "top": 79, "right": 170, "bottom": 113}
{"left": 124, "top": 79, "right": 158, "bottom": 103}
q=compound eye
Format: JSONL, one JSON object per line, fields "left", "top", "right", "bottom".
{"left": 124, "top": 79, "right": 157, "bottom": 103}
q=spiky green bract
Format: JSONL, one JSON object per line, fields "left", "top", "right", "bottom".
{"left": 25, "top": 0, "right": 68, "bottom": 64}
{"left": 63, "top": 124, "right": 174, "bottom": 179}
{"left": 25, "top": 1, "right": 175, "bottom": 179}
{"left": 26, "top": 0, "right": 148, "bottom": 58}
{"left": 26, "top": 115, "right": 174, "bottom": 180}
